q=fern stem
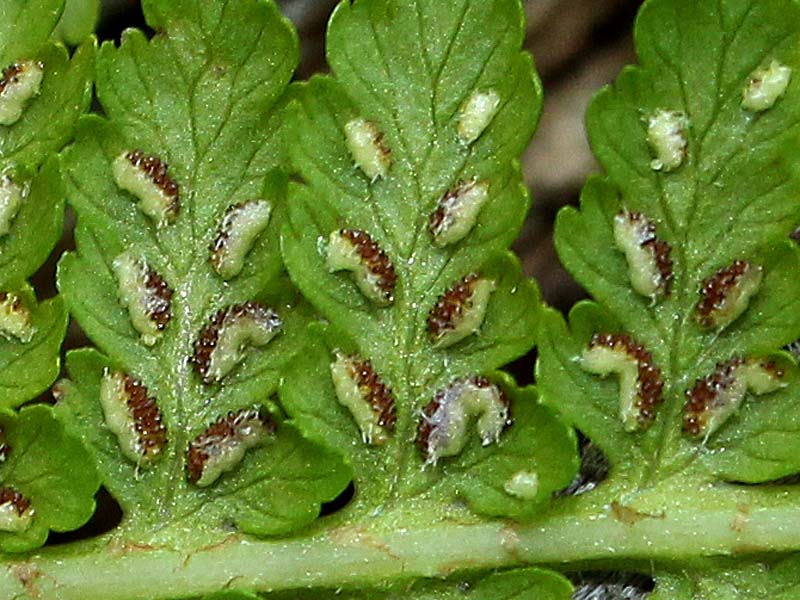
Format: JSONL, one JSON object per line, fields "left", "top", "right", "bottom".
{"left": 2, "top": 496, "right": 799, "bottom": 599}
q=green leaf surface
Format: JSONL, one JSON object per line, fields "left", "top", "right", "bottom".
{"left": 0, "top": 0, "right": 92, "bottom": 280}
{"left": 54, "top": 0, "right": 99, "bottom": 46}
{"left": 0, "top": 404, "right": 99, "bottom": 553}
{"left": 0, "top": 0, "right": 92, "bottom": 412}
{"left": 0, "top": 39, "right": 94, "bottom": 171}
{"left": 0, "top": 290, "right": 67, "bottom": 409}
{"left": 0, "top": 1, "right": 63, "bottom": 62}
{"left": 652, "top": 556, "right": 800, "bottom": 599}
{"left": 57, "top": 0, "right": 350, "bottom": 539}
{"left": 281, "top": 0, "right": 575, "bottom": 519}
{"left": 58, "top": 348, "right": 350, "bottom": 538}
{"left": 538, "top": 0, "right": 800, "bottom": 488}
{"left": 265, "top": 568, "right": 573, "bottom": 600}
{"left": 0, "top": 157, "right": 64, "bottom": 288}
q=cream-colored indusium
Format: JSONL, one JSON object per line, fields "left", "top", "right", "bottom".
{"left": 344, "top": 118, "right": 391, "bottom": 181}
{"left": 581, "top": 344, "right": 642, "bottom": 432}
{"left": 742, "top": 60, "right": 792, "bottom": 112}
{"left": 326, "top": 230, "right": 395, "bottom": 306}
{"left": 0, "top": 293, "right": 34, "bottom": 343}
{"left": 430, "top": 180, "right": 490, "bottom": 247}
{"left": 647, "top": 109, "right": 689, "bottom": 172}
{"left": 503, "top": 471, "right": 540, "bottom": 500}
{"left": 0, "top": 60, "right": 44, "bottom": 126}
{"left": 330, "top": 352, "right": 389, "bottom": 445}
{"left": 210, "top": 200, "right": 272, "bottom": 280}
{"left": 0, "top": 177, "right": 24, "bottom": 238}
{"left": 112, "top": 253, "right": 168, "bottom": 346}
{"left": 112, "top": 152, "right": 178, "bottom": 226}
{"left": 458, "top": 89, "right": 501, "bottom": 144}
{"left": 0, "top": 499, "right": 32, "bottom": 533}
{"left": 613, "top": 211, "right": 670, "bottom": 300}
{"left": 421, "top": 378, "right": 508, "bottom": 466}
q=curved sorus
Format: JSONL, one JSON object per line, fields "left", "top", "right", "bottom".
{"left": 0, "top": 487, "right": 33, "bottom": 533}
{"left": 696, "top": 260, "right": 762, "bottom": 330}
{"left": 647, "top": 109, "right": 689, "bottom": 172}
{"left": 613, "top": 210, "right": 673, "bottom": 300}
{"left": 326, "top": 229, "right": 397, "bottom": 306}
{"left": 99, "top": 370, "right": 168, "bottom": 466}
{"left": 417, "top": 375, "right": 510, "bottom": 467}
{"left": 112, "top": 150, "right": 180, "bottom": 225}
{"left": 0, "top": 176, "right": 24, "bottom": 238}
{"left": 330, "top": 351, "right": 396, "bottom": 445}
{"left": 344, "top": 118, "right": 391, "bottom": 181}
{"left": 0, "top": 292, "right": 34, "bottom": 343}
{"left": 427, "top": 274, "right": 495, "bottom": 348}
{"left": 209, "top": 200, "right": 272, "bottom": 280}
{"left": 683, "top": 358, "right": 786, "bottom": 438}
{"left": 429, "top": 180, "right": 489, "bottom": 247}
{"left": 112, "top": 253, "right": 173, "bottom": 346}
{"left": 186, "top": 408, "right": 276, "bottom": 487}
{"left": 193, "top": 302, "right": 282, "bottom": 384}
{"left": 581, "top": 333, "right": 664, "bottom": 432}
{"left": 0, "top": 60, "right": 44, "bottom": 126}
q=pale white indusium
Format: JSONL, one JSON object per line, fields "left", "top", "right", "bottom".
{"left": 647, "top": 109, "right": 689, "bottom": 172}
{"left": 0, "top": 60, "right": 44, "bottom": 126}
{"left": 742, "top": 60, "right": 792, "bottom": 112}
{"left": 458, "top": 89, "right": 501, "bottom": 145}
{"left": 344, "top": 118, "right": 391, "bottom": 181}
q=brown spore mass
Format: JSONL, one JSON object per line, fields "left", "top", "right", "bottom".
{"left": 589, "top": 333, "right": 664, "bottom": 428}
{"left": 340, "top": 229, "right": 396, "bottom": 302}
{"left": 186, "top": 409, "right": 275, "bottom": 484}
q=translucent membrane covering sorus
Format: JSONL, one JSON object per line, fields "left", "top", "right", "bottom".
{"left": 0, "top": 293, "right": 34, "bottom": 343}
{"left": 111, "top": 253, "right": 173, "bottom": 346}
{"left": 742, "top": 60, "right": 792, "bottom": 112}
{"left": 186, "top": 408, "right": 276, "bottom": 487}
{"left": 646, "top": 109, "right": 689, "bottom": 171}
{"left": 326, "top": 229, "right": 397, "bottom": 306}
{"left": 683, "top": 358, "right": 786, "bottom": 438}
{"left": 429, "top": 180, "right": 490, "bottom": 247}
{"left": 112, "top": 150, "right": 180, "bottom": 226}
{"left": 417, "top": 376, "right": 511, "bottom": 466}
{"left": 695, "top": 260, "right": 763, "bottom": 330}
{"left": 209, "top": 200, "right": 272, "bottom": 280}
{"left": 581, "top": 333, "right": 664, "bottom": 432}
{"left": 427, "top": 274, "right": 495, "bottom": 348}
{"left": 0, "top": 488, "right": 33, "bottom": 533}
{"left": 457, "top": 89, "right": 501, "bottom": 145}
{"left": 193, "top": 302, "right": 283, "bottom": 384}
{"left": 0, "top": 176, "right": 24, "bottom": 238}
{"left": 344, "top": 118, "right": 392, "bottom": 181}
{"left": 0, "top": 60, "right": 44, "bottom": 125}
{"left": 613, "top": 210, "right": 673, "bottom": 300}
{"left": 99, "top": 370, "right": 167, "bottom": 466}
{"left": 330, "top": 351, "right": 396, "bottom": 445}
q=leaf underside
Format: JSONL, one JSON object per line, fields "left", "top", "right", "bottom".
{"left": 281, "top": 0, "right": 577, "bottom": 523}
{"left": 57, "top": 0, "right": 349, "bottom": 540}
{"left": 536, "top": 0, "right": 800, "bottom": 594}
{"left": 0, "top": 0, "right": 96, "bottom": 553}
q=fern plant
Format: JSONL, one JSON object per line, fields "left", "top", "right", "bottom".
{"left": 0, "top": 0, "right": 798, "bottom": 598}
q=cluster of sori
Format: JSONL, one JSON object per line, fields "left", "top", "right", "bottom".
{"left": 580, "top": 59, "right": 791, "bottom": 439}
{"left": 102, "top": 141, "right": 282, "bottom": 486}
{"left": 324, "top": 88, "right": 516, "bottom": 467}
{"left": 0, "top": 53, "right": 52, "bottom": 534}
